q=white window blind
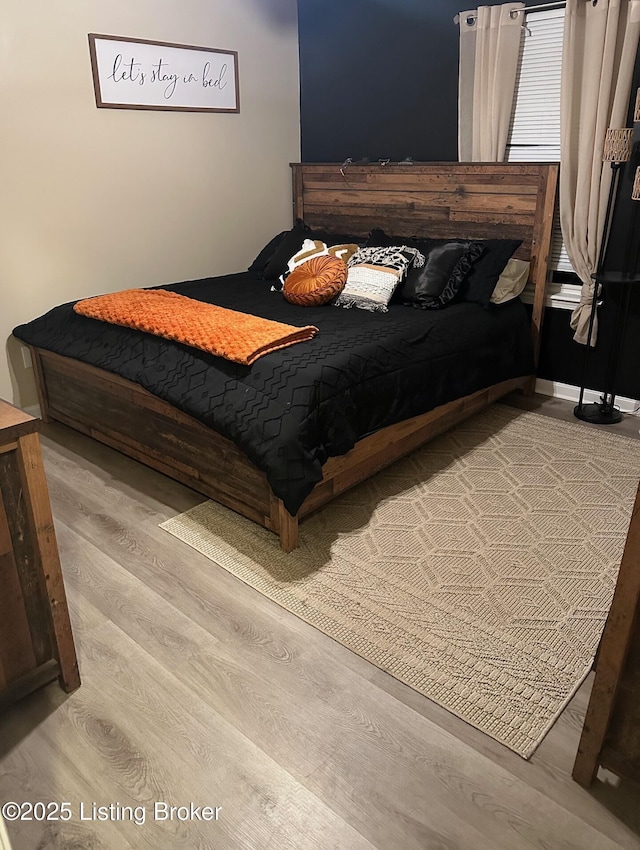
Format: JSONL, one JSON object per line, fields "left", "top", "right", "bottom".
{"left": 506, "top": 8, "right": 574, "bottom": 275}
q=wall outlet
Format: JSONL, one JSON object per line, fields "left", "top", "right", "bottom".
{"left": 596, "top": 766, "right": 621, "bottom": 787}
{"left": 21, "top": 347, "right": 33, "bottom": 369}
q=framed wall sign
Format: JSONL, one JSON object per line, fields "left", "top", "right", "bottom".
{"left": 88, "top": 34, "right": 239, "bottom": 113}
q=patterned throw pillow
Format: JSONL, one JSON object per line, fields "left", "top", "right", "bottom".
{"left": 274, "top": 239, "right": 361, "bottom": 292}
{"left": 287, "top": 239, "right": 329, "bottom": 271}
{"left": 327, "top": 243, "right": 359, "bottom": 264}
{"left": 271, "top": 239, "right": 329, "bottom": 292}
{"left": 334, "top": 246, "right": 425, "bottom": 312}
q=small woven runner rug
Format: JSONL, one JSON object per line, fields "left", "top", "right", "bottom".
{"left": 160, "top": 405, "right": 640, "bottom": 757}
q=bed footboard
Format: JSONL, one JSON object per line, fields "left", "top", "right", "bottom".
{"left": 31, "top": 347, "right": 283, "bottom": 533}
{"left": 30, "top": 347, "right": 528, "bottom": 552}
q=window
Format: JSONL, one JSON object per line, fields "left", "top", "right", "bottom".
{"left": 506, "top": 7, "right": 580, "bottom": 308}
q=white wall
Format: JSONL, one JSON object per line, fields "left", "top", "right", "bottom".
{"left": 0, "top": 0, "right": 300, "bottom": 406}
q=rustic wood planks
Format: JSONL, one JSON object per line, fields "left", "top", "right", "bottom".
{"left": 0, "top": 400, "right": 80, "bottom": 706}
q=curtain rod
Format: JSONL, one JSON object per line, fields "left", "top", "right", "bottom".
{"left": 454, "top": 1, "right": 566, "bottom": 26}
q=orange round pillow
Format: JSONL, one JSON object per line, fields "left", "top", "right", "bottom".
{"left": 283, "top": 255, "right": 347, "bottom": 306}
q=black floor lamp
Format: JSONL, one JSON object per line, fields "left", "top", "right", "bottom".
{"left": 574, "top": 125, "right": 637, "bottom": 425}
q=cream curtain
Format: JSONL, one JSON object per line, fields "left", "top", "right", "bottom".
{"left": 458, "top": 2, "right": 525, "bottom": 161}
{"left": 561, "top": 0, "right": 640, "bottom": 345}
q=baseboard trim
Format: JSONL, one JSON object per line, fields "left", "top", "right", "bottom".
{"left": 535, "top": 379, "right": 639, "bottom": 415}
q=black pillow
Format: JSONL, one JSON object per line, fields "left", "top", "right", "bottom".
{"left": 457, "top": 239, "right": 523, "bottom": 307}
{"left": 248, "top": 230, "right": 289, "bottom": 274}
{"left": 366, "top": 228, "right": 394, "bottom": 248}
{"left": 260, "top": 222, "right": 367, "bottom": 280}
{"left": 398, "top": 241, "right": 485, "bottom": 309}
{"left": 310, "top": 229, "right": 365, "bottom": 247}
{"left": 365, "top": 229, "right": 432, "bottom": 249}
{"left": 261, "top": 220, "right": 311, "bottom": 280}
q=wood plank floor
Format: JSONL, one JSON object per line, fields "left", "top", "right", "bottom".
{"left": 1, "top": 395, "right": 640, "bottom": 850}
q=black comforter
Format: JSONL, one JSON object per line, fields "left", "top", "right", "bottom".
{"left": 13, "top": 272, "right": 534, "bottom": 513}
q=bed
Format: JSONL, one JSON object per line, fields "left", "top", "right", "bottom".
{"left": 14, "top": 162, "right": 558, "bottom": 551}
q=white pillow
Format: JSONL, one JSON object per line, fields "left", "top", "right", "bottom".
{"left": 490, "top": 258, "right": 530, "bottom": 304}
{"left": 334, "top": 246, "right": 422, "bottom": 312}
{"left": 335, "top": 264, "right": 401, "bottom": 312}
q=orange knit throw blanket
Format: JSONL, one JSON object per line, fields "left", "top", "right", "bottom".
{"left": 74, "top": 289, "right": 319, "bottom": 366}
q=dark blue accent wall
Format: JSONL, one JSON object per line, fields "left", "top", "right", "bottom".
{"left": 299, "top": 0, "right": 462, "bottom": 163}
{"left": 298, "top": 0, "right": 640, "bottom": 401}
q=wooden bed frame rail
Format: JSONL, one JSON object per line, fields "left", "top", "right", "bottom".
{"left": 28, "top": 162, "right": 558, "bottom": 551}
{"left": 31, "top": 346, "right": 529, "bottom": 552}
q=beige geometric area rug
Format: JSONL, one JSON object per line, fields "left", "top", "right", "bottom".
{"left": 161, "top": 405, "right": 640, "bottom": 758}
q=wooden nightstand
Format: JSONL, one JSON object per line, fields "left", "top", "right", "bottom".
{"left": 573, "top": 478, "right": 640, "bottom": 787}
{"left": 0, "top": 400, "right": 79, "bottom": 707}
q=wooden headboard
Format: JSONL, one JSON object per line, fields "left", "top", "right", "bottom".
{"left": 290, "top": 162, "right": 558, "bottom": 368}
